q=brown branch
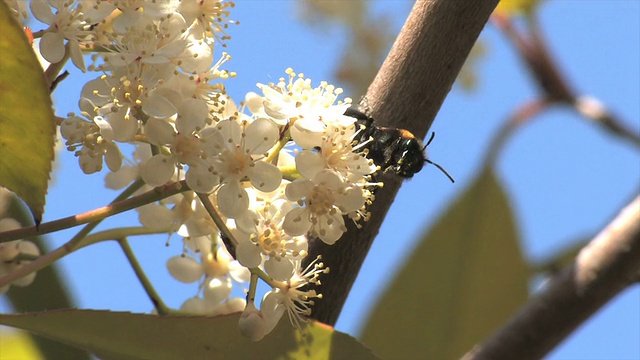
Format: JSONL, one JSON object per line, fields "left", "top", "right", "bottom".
{"left": 462, "top": 195, "right": 640, "bottom": 360}
{"left": 306, "top": 0, "right": 499, "bottom": 325}
{"left": 0, "top": 181, "right": 188, "bottom": 243}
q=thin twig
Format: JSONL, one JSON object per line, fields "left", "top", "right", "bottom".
{"left": 0, "top": 180, "right": 188, "bottom": 243}
{"left": 0, "top": 227, "right": 172, "bottom": 289}
{"left": 196, "top": 192, "right": 237, "bottom": 259}
{"left": 118, "top": 238, "right": 174, "bottom": 315}
{"left": 484, "top": 98, "right": 550, "bottom": 166}
{"left": 492, "top": 13, "right": 640, "bottom": 148}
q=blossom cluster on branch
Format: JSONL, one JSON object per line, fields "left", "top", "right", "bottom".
{"left": 2, "top": 0, "right": 381, "bottom": 340}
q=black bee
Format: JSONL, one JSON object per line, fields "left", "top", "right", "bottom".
{"left": 344, "top": 107, "right": 454, "bottom": 182}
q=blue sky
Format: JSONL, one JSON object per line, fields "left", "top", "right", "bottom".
{"left": 2, "top": 1, "right": 639, "bottom": 359}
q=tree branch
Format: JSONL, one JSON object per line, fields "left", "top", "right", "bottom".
{"left": 462, "top": 195, "right": 640, "bottom": 360}
{"left": 306, "top": 0, "right": 499, "bottom": 325}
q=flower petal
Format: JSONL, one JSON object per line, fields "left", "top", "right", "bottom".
{"left": 39, "top": 31, "right": 65, "bottom": 64}
{"left": 29, "top": 0, "right": 54, "bottom": 24}
{"left": 282, "top": 208, "right": 311, "bottom": 236}
{"left": 144, "top": 118, "right": 176, "bottom": 146}
{"left": 265, "top": 258, "right": 294, "bottom": 281}
{"left": 290, "top": 118, "right": 324, "bottom": 149}
{"left": 261, "top": 291, "right": 286, "bottom": 333}
{"left": 137, "top": 203, "right": 175, "bottom": 230}
{"left": 67, "top": 40, "right": 86, "bottom": 72}
{"left": 108, "top": 110, "right": 138, "bottom": 142}
{"left": 180, "top": 297, "right": 208, "bottom": 314}
{"left": 204, "top": 277, "right": 232, "bottom": 305}
{"left": 142, "top": 93, "right": 177, "bottom": 119}
{"left": 177, "top": 98, "right": 208, "bottom": 134}
{"left": 295, "top": 150, "right": 325, "bottom": 179}
{"left": 167, "top": 255, "right": 203, "bottom": 283}
{"left": 185, "top": 163, "right": 219, "bottom": 193}
{"left": 104, "top": 142, "right": 123, "bottom": 172}
{"left": 285, "top": 179, "right": 313, "bottom": 201}
{"left": 247, "top": 162, "right": 282, "bottom": 192}
{"left": 215, "top": 119, "right": 242, "bottom": 146}
{"left": 245, "top": 118, "right": 279, "bottom": 154}
{"left": 336, "top": 186, "right": 365, "bottom": 213}
{"left": 236, "top": 240, "right": 262, "bottom": 268}
{"left": 140, "top": 154, "right": 176, "bottom": 186}
{"left": 217, "top": 182, "right": 250, "bottom": 218}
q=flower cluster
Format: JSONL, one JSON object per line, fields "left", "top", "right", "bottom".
{"left": 10, "top": 0, "right": 380, "bottom": 341}
{"left": 164, "top": 69, "right": 376, "bottom": 340}
{"left": 47, "top": 0, "right": 236, "bottom": 175}
{"left": 0, "top": 189, "right": 40, "bottom": 294}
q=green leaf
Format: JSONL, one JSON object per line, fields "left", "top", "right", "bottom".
{"left": 0, "top": 310, "right": 379, "bottom": 360}
{"left": 0, "top": 2, "right": 56, "bottom": 223}
{"left": 360, "top": 168, "right": 529, "bottom": 359}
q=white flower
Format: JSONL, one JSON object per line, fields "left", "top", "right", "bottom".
{"left": 178, "top": 0, "right": 235, "bottom": 44}
{"left": 30, "top": 0, "right": 114, "bottom": 71}
{"left": 209, "top": 118, "right": 282, "bottom": 217}
{"left": 283, "top": 170, "right": 365, "bottom": 244}
{"left": 104, "top": 145, "right": 151, "bottom": 190}
{"left": 140, "top": 119, "right": 219, "bottom": 192}
{"left": 180, "top": 295, "right": 245, "bottom": 316}
{"left": 110, "top": 0, "right": 180, "bottom": 34}
{"left": 137, "top": 192, "right": 219, "bottom": 238}
{"left": 295, "top": 125, "right": 376, "bottom": 181}
{"left": 255, "top": 68, "right": 354, "bottom": 148}
{"left": 233, "top": 185, "right": 308, "bottom": 281}
{"left": 0, "top": 219, "right": 41, "bottom": 294}
{"left": 168, "top": 237, "right": 249, "bottom": 314}
{"left": 104, "top": 14, "right": 188, "bottom": 68}
{"left": 190, "top": 237, "right": 249, "bottom": 283}
{"left": 259, "top": 256, "right": 327, "bottom": 332}
{"left": 239, "top": 302, "right": 268, "bottom": 342}
{"left": 79, "top": 68, "right": 172, "bottom": 142}
{"left": 60, "top": 115, "right": 123, "bottom": 174}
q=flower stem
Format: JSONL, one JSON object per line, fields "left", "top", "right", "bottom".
{"left": 247, "top": 271, "right": 259, "bottom": 304}
{"left": 250, "top": 266, "right": 283, "bottom": 291}
{"left": 77, "top": 226, "right": 173, "bottom": 250}
{"left": 197, "top": 192, "right": 237, "bottom": 258}
{"left": 117, "top": 237, "right": 174, "bottom": 315}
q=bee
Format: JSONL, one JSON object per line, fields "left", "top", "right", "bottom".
{"left": 345, "top": 107, "right": 454, "bottom": 182}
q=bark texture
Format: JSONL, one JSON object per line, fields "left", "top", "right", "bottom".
{"left": 306, "top": 0, "right": 499, "bottom": 325}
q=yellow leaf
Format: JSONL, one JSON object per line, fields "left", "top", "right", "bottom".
{"left": 495, "top": 0, "right": 542, "bottom": 17}
{"left": 0, "top": 1, "right": 56, "bottom": 223}
{"left": 0, "top": 330, "right": 44, "bottom": 360}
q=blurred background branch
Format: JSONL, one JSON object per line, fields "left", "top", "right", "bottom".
{"left": 463, "top": 195, "right": 640, "bottom": 360}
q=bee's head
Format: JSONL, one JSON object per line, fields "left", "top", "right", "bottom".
{"left": 395, "top": 137, "right": 426, "bottom": 178}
